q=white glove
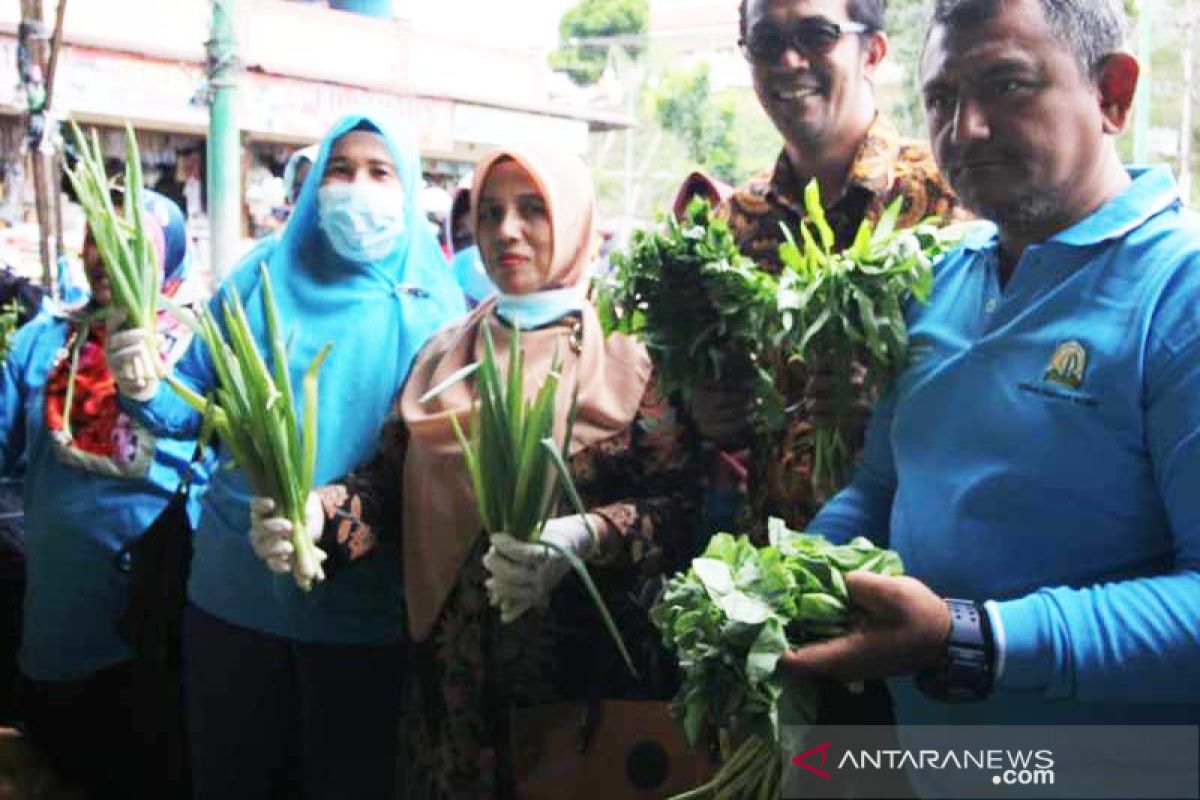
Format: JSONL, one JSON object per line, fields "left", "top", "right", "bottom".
{"left": 482, "top": 515, "right": 598, "bottom": 624}
{"left": 104, "top": 326, "right": 161, "bottom": 401}
{"left": 248, "top": 493, "right": 325, "bottom": 575}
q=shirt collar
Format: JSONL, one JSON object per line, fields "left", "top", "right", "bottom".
{"left": 766, "top": 113, "right": 901, "bottom": 211}
{"left": 954, "top": 165, "right": 1179, "bottom": 254}
{"left": 1051, "top": 165, "right": 1179, "bottom": 247}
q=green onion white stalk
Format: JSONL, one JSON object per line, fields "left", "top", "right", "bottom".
{"left": 166, "top": 263, "right": 332, "bottom": 590}
{"left": 420, "top": 324, "right": 638, "bottom": 678}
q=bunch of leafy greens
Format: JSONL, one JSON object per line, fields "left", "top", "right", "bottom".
{"left": 777, "top": 179, "right": 967, "bottom": 499}
{"left": 0, "top": 300, "right": 21, "bottom": 361}
{"left": 651, "top": 518, "right": 903, "bottom": 799}
{"left": 596, "top": 198, "right": 786, "bottom": 433}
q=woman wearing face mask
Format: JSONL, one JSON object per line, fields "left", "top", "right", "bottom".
{"left": 252, "top": 146, "right": 703, "bottom": 798}
{"left": 1, "top": 191, "right": 204, "bottom": 799}
{"left": 107, "top": 113, "right": 466, "bottom": 799}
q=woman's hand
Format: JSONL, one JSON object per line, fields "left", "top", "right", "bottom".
{"left": 248, "top": 493, "right": 325, "bottom": 575}
{"left": 482, "top": 515, "right": 600, "bottom": 623}
{"left": 104, "top": 326, "right": 161, "bottom": 401}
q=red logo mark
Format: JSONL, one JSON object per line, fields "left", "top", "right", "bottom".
{"left": 791, "top": 741, "right": 833, "bottom": 780}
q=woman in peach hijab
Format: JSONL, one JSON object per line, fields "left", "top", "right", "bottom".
{"left": 251, "top": 146, "right": 703, "bottom": 798}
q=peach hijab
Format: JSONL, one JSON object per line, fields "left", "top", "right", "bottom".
{"left": 400, "top": 146, "right": 652, "bottom": 642}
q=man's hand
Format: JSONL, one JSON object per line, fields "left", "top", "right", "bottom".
{"left": 778, "top": 572, "right": 951, "bottom": 681}
{"left": 805, "top": 357, "right": 870, "bottom": 434}
{"left": 689, "top": 382, "right": 753, "bottom": 445}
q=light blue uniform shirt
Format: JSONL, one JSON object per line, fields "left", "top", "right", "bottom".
{"left": 127, "top": 113, "right": 466, "bottom": 645}
{"left": 812, "top": 167, "right": 1200, "bottom": 737}
{"left": 1, "top": 314, "right": 203, "bottom": 681}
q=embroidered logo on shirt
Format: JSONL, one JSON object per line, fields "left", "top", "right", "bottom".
{"left": 1043, "top": 341, "right": 1088, "bottom": 389}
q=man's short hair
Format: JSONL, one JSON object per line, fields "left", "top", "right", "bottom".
{"left": 930, "top": 0, "right": 1127, "bottom": 77}
{"left": 738, "top": 0, "right": 888, "bottom": 38}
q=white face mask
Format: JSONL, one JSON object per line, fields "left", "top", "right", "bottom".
{"left": 317, "top": 182, "right": 407, "bottom": 262}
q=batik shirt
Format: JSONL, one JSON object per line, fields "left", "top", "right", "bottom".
{"left": 717, "top": 114, "right": 963, "bottom": 538}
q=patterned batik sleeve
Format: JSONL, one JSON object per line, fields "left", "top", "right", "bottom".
{"left": 570, "top": 375, "right": 704, "bottom": 580}
{"left": 313, "top": 413, "right": 408, "bottom": 574}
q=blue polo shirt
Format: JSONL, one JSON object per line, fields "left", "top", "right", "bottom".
{"left": 1, "top": 314, "right": 204, "bottom": 680}
{"left": 811, "top": 166, "right": 1200, "bottom": 731}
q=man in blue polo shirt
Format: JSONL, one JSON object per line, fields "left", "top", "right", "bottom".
{"left": 780, "top": 0, "right": 1200, "bottom": 793}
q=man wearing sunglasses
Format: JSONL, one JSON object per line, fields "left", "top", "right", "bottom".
{"left": 682, "top": 0, "right": 964, "bottom": 796}
{"left": 689, "top": 0, "right": 963, "bottom": 537}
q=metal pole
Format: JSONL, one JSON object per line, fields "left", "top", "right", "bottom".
{"left": 18, "top": 0, "right": 56, "bottom": 294}
{"left": 207, "top": 0, "right": 240, "bottom": 279}
{"left": 46, "top": 0, "right": 67, "bottom": 264}
{"left": 617, "top": 46, "right": 637, "bottom": 242}
{"left": 1133, "top": 0, "right": 1154, "bottom": 164}
{"left": 1179, "top": 2, "right": 1194, "bottom": 205}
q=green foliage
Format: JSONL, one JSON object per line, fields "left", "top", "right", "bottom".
{"left": 418, "top": 324, "right": 637, "bottom": 678}
{"left": 64, "top": 122, "right": 159, "bottom": 332}
{"left": 549, "top": 0, "right": 648, "bottom": 86}
{"left": 880, "top": 0, "right": 933, "bottom": 139}
{"left": 653, "top": 64, "right": 739, "bottom": 184}
{"left": 651, "top": 519, "right": 904, "bottom": 798}
{"left": 776, "top": 180, "right": 968, "bottom": 497}
{"left": 597, "top": 198, "right": 786, "bottom": 434}
{"left": 163, "top": 265, "right": 332, "bottom": 591}
{"left": 0, "top": 300, "right": 21, "bottom": 361}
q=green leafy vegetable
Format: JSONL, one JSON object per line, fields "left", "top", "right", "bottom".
{"left": 652, "top": 518, "right": 904, "bottom": 798}
{"left": 598, "top": 198, "right": 786, "bottom": 433}
{"left": 777, "top": 180, "right": 968, "bottom": 498}
{"left": 0, "top": 300, "right": 22, "bottom": 362}
{"left": 64, "top": 121, "right": 159, "bottom": 335}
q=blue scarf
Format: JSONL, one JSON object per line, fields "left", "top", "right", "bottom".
{"left": 222, "top": 112, "right": 466, "bottom": 481}
{"left": 495, "top": 285, "right": 585, "bottom": 329}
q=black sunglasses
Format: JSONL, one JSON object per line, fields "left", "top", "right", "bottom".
{"left": 740, "top": 18, "right": 870, "bottom": 64}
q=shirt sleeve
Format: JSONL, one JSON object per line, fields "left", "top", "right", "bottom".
{"left": 120, "top": 330, "right": 215, "bottom": 438}
{"left": 806, "top": 388, "right": 898, "bottom": 547}
{"left": 311, "top": 414, "right": 407, "bottom": 573}
{"left": 576, "top": 378, "right": 705, "bottom": 574}
{"left": 0, "top": 320, "right": 41, "bottom": 475}
{"left": 991, "top": 268, "right": 1200, "bottom": 703}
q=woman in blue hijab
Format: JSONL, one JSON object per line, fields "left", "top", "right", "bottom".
{"left": 109, "top": 113, "right": 466, "bottom": 799}
{"left": 2, "top": 190, "right": 204, "bottom": 798}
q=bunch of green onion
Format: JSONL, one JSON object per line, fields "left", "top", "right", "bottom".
{"left": 57, "top": 121, "right": 159, "bottom": 441}
{"left": 64, "top": 121, "right": 160, "bottom": 333}
{"left": 420, "top": 324, "right": 637, "bottom": 677}
{"left": 167, "top": 264, "right": 332, "bottom": 591}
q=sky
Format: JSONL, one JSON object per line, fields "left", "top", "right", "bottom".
{"left": 407, "top": 0, "right": 575, "bottom": 50}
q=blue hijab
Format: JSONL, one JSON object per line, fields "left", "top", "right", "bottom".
{"left": 223, "top": 112, "right": 465, "bottom": 481}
